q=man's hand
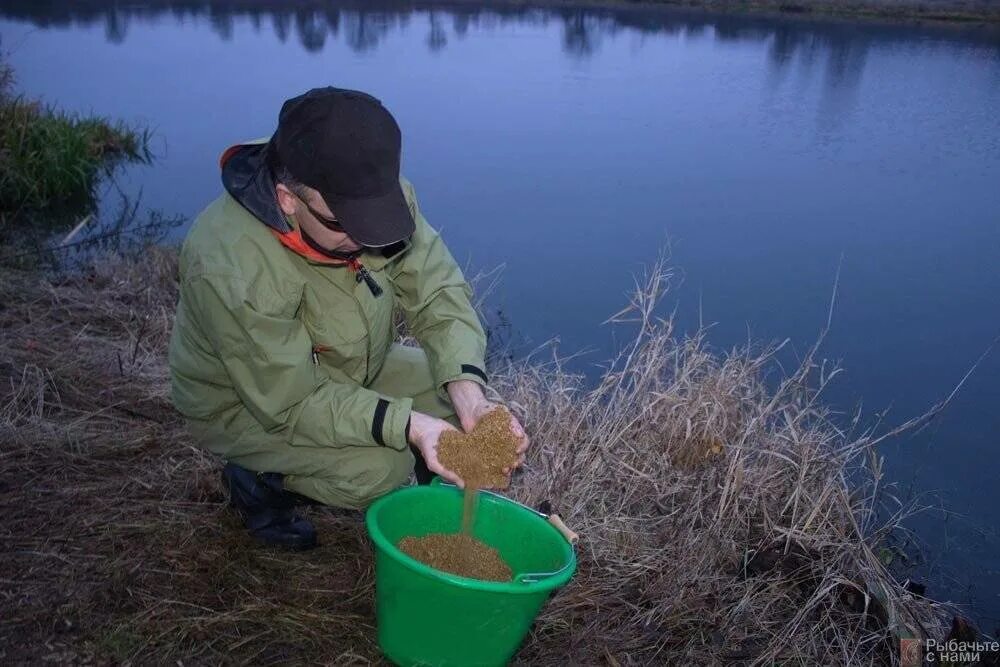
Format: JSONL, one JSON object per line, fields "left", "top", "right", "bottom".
{"left": 446, "top": 380, "right": 529, "bottom": 475}
{"left": 407, "top": 411, "right": 465, "bottom": 488}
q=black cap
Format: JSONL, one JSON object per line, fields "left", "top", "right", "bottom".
{"left": 269, "top": 87, "right": 414, "bottom": 247}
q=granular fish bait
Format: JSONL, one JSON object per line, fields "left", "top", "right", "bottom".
{"left": 438, "top": 406, "right": 519, "bottom": 489}
{"left": 398, "top": 407, "right": 520, "bottom": 581}
{"left": 398, "top": 533, "right": 513, "bottom": 582}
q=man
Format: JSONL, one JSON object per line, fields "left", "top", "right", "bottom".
{"left": 168, "top": 87, "right": 528, "bottom": 550}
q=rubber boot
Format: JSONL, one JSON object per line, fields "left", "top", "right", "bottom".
{"left": 221, "top": 463, "right": 318, "bottom": 550}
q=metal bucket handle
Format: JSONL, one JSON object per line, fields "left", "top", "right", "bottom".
{"left": 514, "top": 561, "right": 575, "bottom": 585}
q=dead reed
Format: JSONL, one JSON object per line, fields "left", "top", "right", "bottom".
{"left": 491, "top": 257, "right": 953, "bottom": 664}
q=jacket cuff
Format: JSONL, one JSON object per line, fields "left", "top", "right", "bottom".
{"left": 435, "top": 363, "right": 489, "bottom": 401}
{"left": 372, "top": 396, "right": 413, "bottom": 451}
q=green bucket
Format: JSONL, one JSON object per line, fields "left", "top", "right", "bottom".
{"left": 365, "top": 481, "right": 576, "bottom": 666}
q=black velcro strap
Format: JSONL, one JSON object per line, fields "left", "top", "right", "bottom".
{"left": 372, "top": 398, "right": 390, "bottom": 446}
{"left": 460, "top": 364, "right": 488, "bottom": 384}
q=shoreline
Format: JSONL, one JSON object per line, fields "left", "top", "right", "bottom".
{"left": 510, "top": 0, "right": 1000, "bottom": 25}
{"left": 0, "top": 249, "right": 958, "bottom": 663}
{"left": 1, "top": 0, "right": 998, "bottom": 32}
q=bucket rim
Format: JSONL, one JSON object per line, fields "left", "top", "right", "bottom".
{"left": 365, "top": 485, "right": 576, "bottom": 594}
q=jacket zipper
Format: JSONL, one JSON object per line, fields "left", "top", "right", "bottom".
{"left": 345, "top": 257, "right": 383, "bottom": 297}
{"left": 311, "top": 344, "right": 330, "bottom": 364}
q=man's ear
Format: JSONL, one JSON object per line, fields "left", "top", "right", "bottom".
{"left": 275, "top": 183, "right": 298, "bottom": 217}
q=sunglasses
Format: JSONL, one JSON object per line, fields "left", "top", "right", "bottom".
{"left": 296, "top": 193, "right": 346, "bottom": 233}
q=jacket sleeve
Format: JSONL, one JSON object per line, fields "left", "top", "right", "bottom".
{"left": 388, "top": 180, "right": 489, "bottom": 400}
{"left": 183, "top": 273, "right": 412, "bottom": 451}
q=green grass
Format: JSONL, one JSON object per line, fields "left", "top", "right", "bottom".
{"left": 0, "top": 57, "right": 152, "bottom": 229}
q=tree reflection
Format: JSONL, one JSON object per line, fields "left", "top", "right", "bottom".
{"left": 103, "top": 8, "right": 127, "bottom": 44}
{"left": 209, "top": 7, "right": 235, "bottom": 40}
{"left": 562, "top": 11, "right": 602, "bottom": 59}
{"left": 272, "top": 10, "right": 291, "bottom": 43}
{"left": 295, "top": 10, "right": 328, "bottom": 52}
{"left": 341, "top": 11, "right": 399, "bottom": 53}
{"left": 452, "top": 12, "right": 470, "bottom": 39}
{"left": 427, "top": 11, "right": 447, "bottom": 52}
{"left": 1, "top": 0, "right": 995, "bottom": 87}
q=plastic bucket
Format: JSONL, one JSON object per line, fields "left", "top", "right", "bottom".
{"left": 365, "top": 482, "right": 576, "bottom": 666}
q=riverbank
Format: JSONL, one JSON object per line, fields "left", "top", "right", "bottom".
{"left": 0, "top": 246, "right": 963, "bottom": 663}
{"left": 558, "top": 0, "right": 1000, "bottom": 24}
{"left": 0, "top": 0, "right": 998, "bottom": 36}
{"left": 0, "top": 56, "right": 150, "bottom": 235}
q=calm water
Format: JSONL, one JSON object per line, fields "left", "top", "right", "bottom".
{"left": 3, "top": 1, "right": 998, "bottom": 628}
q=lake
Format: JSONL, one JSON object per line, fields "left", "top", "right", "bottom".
{"left": 2, "top": 0, "right": 998, "bottom": 630}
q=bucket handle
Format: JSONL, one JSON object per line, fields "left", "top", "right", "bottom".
{"left": 428, "top": 478, "right": 580, "bottom": 545}
{"left": 514, "top": 560, "right": 575, "bottom": 585}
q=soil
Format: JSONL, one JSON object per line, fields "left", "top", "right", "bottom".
{"left": 398, "top": 533, "right": 513, "bottom": 582}
{"left": 438, "top": 406, "right": 519, "bottom": 490}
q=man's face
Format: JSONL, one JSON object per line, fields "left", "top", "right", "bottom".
{"left": 276, "top": 182, "right": 363, "bottom": 254}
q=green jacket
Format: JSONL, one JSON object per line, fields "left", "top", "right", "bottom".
{"left": 168, "top": 140, "right": 487, "bottom": 453}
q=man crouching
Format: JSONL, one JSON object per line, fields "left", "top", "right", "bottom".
{"left": 168, "top": 87, "right": 528, "bottom": 550}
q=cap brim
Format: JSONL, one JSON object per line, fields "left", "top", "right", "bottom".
{"left": 324, "top": 184, "right": 415, "bottom": 248}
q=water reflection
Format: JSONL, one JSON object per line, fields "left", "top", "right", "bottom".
{"left": 5, "top": 1, "right": 998, "bottom": 61}
{"left": 6, "top": 1, "right": 996, "bottom": 135}
{"left": 562, "top": 11, "right": 604, "bottom": 58}
{"left": 427, "top": 11, "right": 447, "bottom": 52}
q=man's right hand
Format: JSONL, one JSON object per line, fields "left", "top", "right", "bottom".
{"left": 407, "top": 411, "right": 465, "bottom": 488}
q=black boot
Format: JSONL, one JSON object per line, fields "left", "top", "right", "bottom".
{"left": 221, "top": 463, "right": 318, "bottom": 551}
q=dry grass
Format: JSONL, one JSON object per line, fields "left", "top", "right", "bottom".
{"left": 0, "top": 247, "right": 949, "bottom": 664}
{"left": 495, "top": 256, "right": 954, "bottom": 664}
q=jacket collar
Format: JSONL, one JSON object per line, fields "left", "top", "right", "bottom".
{"left": 220, "top": 138, "right": 291, "bottom": 234}
{"left": 220, "top": 138, "right": 410, "bottom": 268}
